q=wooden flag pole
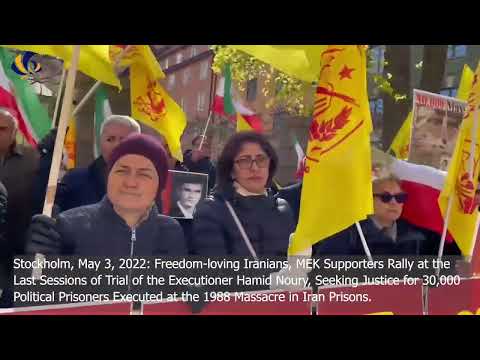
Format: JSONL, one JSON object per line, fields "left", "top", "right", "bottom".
{"left": 51, "top": 67, "right": 66, "bottom": 129}
{"left": 355, "top": 222, "right": 373, "bottom": 261}
{"left": 42, "top": 45, "right": 81, "bottom": 217}
{"left": 33, "top": 46, "right": 80, "bottom": 280}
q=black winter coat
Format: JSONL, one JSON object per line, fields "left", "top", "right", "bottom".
{"left": 192, "top": 184, "right": 295, "bottom": 257}
{"left": 278, "top": 181, "right": 302, "bottom": 226}
{"left": 55, "top": 156, "right": 108, "bottom": 213}
{"left": 312, "top": 218, "right": 438, "bottom": 256}
{"left": 26, "top": 197, "right": 187, "bottom": 256}
{"left": 183, "top": 150, "right": 216, "bottom": 191}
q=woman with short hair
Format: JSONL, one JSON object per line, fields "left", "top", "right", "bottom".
{"left": 192, "top": 131, "right": 295, "bottom": 258}
{"left": 313, "top": 175, "right": 436, "bottom": 256}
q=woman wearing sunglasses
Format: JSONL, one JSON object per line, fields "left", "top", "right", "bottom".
{"left": 313, "top": 175, "right": 433, "bottom": 256}
{"left": 192, "top": 131, "right": 295, "bottom": 258}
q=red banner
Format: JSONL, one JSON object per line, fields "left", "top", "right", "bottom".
{"left": 428, "top": 277, "right": 480, "bottom": 315}
{"left": 315, "top": 283, "right": 424, "bottom": 315}
{"left": 0, "top": 302, "right": 132, "bottom": 315}
{"left": 142, "top": 290, "right": 313, "bottom": 315}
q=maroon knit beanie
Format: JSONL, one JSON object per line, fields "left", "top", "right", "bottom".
{"left": 107, "top": 133, "right": 169, "bottom": 195}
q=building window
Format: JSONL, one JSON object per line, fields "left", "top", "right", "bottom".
{"left": 176, "top": 52, "right": 183, "bottom": 64}
{"left": 200, "top": 60, "right": 209, "bottom": 80}
{"left": 440, "top": 88, "right": 457, "bottom": 97}
{"left": 182, "top": 68, "right": 191, "bottom": 86}
{"left": 447, "top": 45, "right": 467, "bottom": 59}
{"left": 246, "top": 78, "right": 257, "bottom": 102}
{"left": 191, "top": 46, "right": 197, "bottom": 58}
{"left": 197, "top": 92, "right": 206, "bottom": 112}
{"left": 369, "top": 98, "right": 384, "bottom": 117}
{"left": 168, "top": 74, "right": 175, "bottom": 89}
{"left": 369, "top": 46, "right": 385, "bottom": 74}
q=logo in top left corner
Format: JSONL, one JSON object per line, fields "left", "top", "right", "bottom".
{"left": 11, "top": 51, "right": 42, "bottom": 81}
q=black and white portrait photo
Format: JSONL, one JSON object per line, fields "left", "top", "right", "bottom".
{"left": 169, "top": 171, "right": 208, "bottom": 219}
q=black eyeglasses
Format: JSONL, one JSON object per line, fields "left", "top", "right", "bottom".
{"left": 373, "top": 192, "right": 408, "bottom": 204}
{"left": 234, "top": 155, "right": 270, "bottom": 170}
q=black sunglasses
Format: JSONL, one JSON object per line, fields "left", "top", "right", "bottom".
{"left": 373, "top": 192, "right": 408, "bottom": 204}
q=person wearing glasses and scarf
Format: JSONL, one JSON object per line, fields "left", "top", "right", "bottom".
{"left": 313, "top": 175, "right": 436, "bottom": 256}
{"left": 192, "top": 131, "right": 295, "bottom": 257}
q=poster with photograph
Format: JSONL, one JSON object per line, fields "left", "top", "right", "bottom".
{"left": 166, "top": 170, "right": 209, "bottom": 219}
{"left": 409, "top": 89, "right": 466, "bottom": 170}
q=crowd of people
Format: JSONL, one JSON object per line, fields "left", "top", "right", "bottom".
{"left": 0, "top": 106, "right": 477, "bottom": 308}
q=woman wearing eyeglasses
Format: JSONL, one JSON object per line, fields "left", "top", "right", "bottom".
{"left": 191, "top": 131, "right": 295, "bottom": 258}
{"left": 313, "top": 175, "right": 434, "bottom": 256}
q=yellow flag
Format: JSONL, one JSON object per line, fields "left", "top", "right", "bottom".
{"left": 109, "top": 45, "right": 165, "bottom": 80}
{"left": 389, "top": 64, "right": 474, "bottom": 160}
{"left": 229, "top": 45, "right": 327, "bottom": 83}
{"left": 457, "top": 64, "right": 475, "bottom": 101}
{"left": 288, "top": 45, "right": 373, "bottom": 255}
{"left": 389, "top": 111, "right": 413, "bottom": 160}
{"left": 438, "top": 62, "right": 480, "bottom": 257}
{"left": 2, "top": 45, "right": 121, "bottom": 89}
{"left": 64, "top": 116, "right": 76, "bottom": 170}
{"left": 236, "top": 113, "right": 253, "bottom": 132}
{"left": 130, "top": 61, "right": 186, "bottom": 161}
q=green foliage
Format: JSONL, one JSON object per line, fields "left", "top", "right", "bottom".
{"left": 210, "top": 45, "right": 311, "bottom": 116}
{"left": 210, "top": 45, "right": 407, "bottom": 117}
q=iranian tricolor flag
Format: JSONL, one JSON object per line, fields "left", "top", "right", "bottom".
{"left": 212, "top": 64, "right": 263, "bottom": 133}
{"left": 0, "top": 47, "right": 51, "bottom": 146}
{"left": 94, "top": 84, "right": 112, "bottom": 158}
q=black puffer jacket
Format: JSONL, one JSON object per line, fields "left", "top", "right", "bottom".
{"left": 192, "top": 184, "right": 295, "bottom": 257}
{"left": 26, "top": 197, "right": 187, "bottom": 256}
{"left": 312, "top": 218, "right": 437, "bottom": 256}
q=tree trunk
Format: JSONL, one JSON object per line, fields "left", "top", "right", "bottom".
{"left": 420, "top": 45, "right": 448, "bottom": 93}
{"left": 381, "top": 45, "right": 411, "bottom": 150}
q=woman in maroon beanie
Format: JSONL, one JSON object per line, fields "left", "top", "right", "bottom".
{"left": 25, "top": 133, "right": 186, "bottom": 256}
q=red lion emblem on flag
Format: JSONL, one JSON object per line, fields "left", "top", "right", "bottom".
{"left": 133, "top": 80, "right": 167, "bottom": 122}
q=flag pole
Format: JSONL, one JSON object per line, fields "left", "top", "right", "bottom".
{"left": 437, "top": 194, "right": 454, "bottom": 274}
{"left": 198, "top": 70, "right": 218, "bottom": 150}
{"left": 198, "top": 111, "right": 212, "bottom": 150}
{"left": 42, "top": 45, "right": 81, "bottom": 217}
{"left": 355, "top": 222, "right": 372, "bottom": 261}
{"left": 73, "top": 46, "right": 133, "bottom": 117}
{"left": 51, "top": 67, "right": 66, "bottom": 129}
{"left": 72, "top": 81, "right": 102, "bottom": 116}
{"left": 436, "top": 101, "right": 458, "bottom": 271}
{"left": 33, "top": 46, "right": 81, "bottom": 280}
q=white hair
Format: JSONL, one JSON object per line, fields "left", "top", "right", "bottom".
{"left": 100, "top": 115, "right": 141, "bottom": 136}
{"left": 0, "top": 107, "right": 18, "bottom": 130}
